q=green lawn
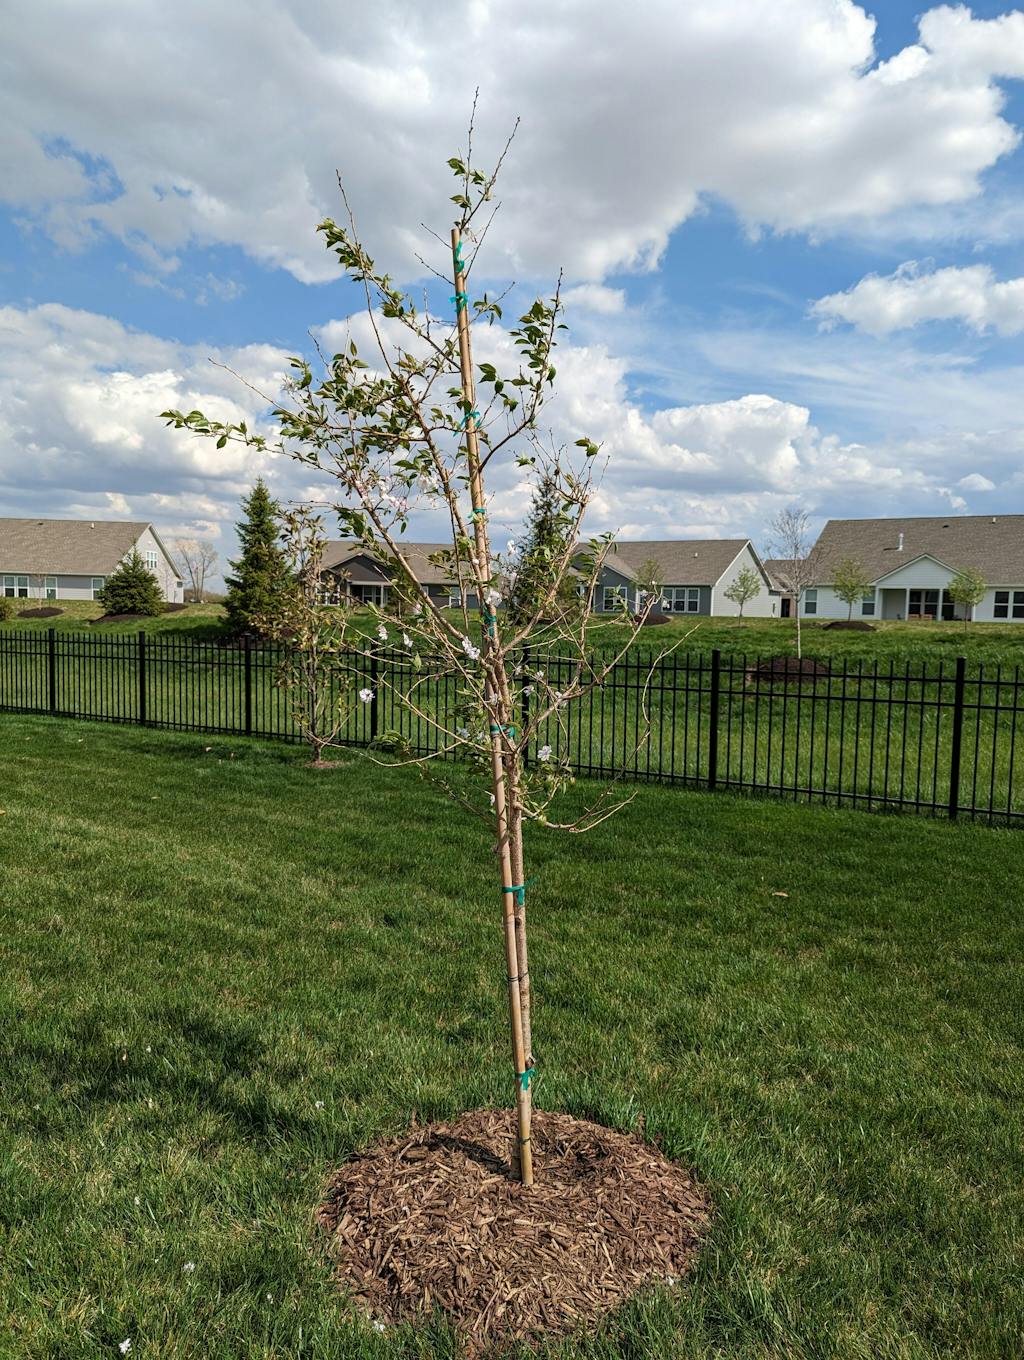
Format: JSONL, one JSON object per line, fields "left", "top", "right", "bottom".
{"left": 2, "top": 717, "right": 1022, "bottom": 1358}
{"left": 6, "top": 602, "right": 1024, "bottom": 666}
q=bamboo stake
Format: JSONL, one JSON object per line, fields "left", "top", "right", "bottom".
{"left": 451, "top": 226, "right": 534, "bottom": 1186}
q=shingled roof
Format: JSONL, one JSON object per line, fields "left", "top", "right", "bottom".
{"left": 321, "top": 541, "right": 455, "bottom": 586}
{"left": 0, "top": 518, "right": 151, "bottom": 575}
{"left": 811, "top": 516, "right": 1024, "bottom": 584}
{"left": 600, "top": 539, "right": 759, "bottom": 585}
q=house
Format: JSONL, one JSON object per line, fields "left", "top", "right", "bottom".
{"left": 320, "top": 537, "right": 778, "bottom": 618}
{"left": 0, "top": 518, "right": 184, "bottom": 604}
{"left": 763, "top": 558, "right": 796, "bottom": 617}
{"left": 801, "top": 515, "right": 1024, "bottom": 622}
{"left": 591, "top": 540, "right": 777, "bottom": 617}
{"left": 320, "top": 541, "right": 469, "bottom": 609}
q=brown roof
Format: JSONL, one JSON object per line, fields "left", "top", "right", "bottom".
{"left": 811, "top": 516, "right": 1024, "bottom": 584}
{"left": 322, "top": 541, "right": 456, "bottom": 586}
{"left": 0, "top": 517, "right": 150, "bottom": 575}
{"left": 601, "top": 539, "right": 756, "bottom": 585}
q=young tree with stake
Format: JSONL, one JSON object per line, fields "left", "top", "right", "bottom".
{"left": 163, "top": 131, "right": 672, "bottom": 1186}
{"left": 831, "top": 557, "right": 872, "bottom": 620}
{"left": 947, "top": 567, "right": 986, "bottom": 631}
{"left": 723, "top": 565, "right": 761, "bottom": 624}
{"left": 766, "top": 507, "right": 822, "bottom": 659}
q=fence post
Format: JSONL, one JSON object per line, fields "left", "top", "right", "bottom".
{"left": 47, "top": 627, "right": 57, "bottom": 714}
{"left": 708, "top": 648, "right": 721, "bottom": 791}
{"left": 244, "top": 633, "right": 253, "bottom": 735}
{"left": 137, "top": 631, "right": 147, "bottom": 726}
{"left": 369, "top": 654, "right": 379, "bottom": 742}
{"left": 948, "top": 655, "right": 966, "bottom": 820}
{"left": 520, "top": 645, "right": 530, "bottom": 768}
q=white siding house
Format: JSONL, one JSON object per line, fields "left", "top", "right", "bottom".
{"left": 0, "top": 518, "right": 184, "bottom": 604}
{"left": 592, "top": 540, "right": 776, "bottom": 617}
{"left": 801, "top": 516, "right": 1024, "bottom": 623}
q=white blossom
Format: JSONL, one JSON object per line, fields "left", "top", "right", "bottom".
{"left": 484, "top": 588, "right": 501, "bottom": 607}
{"left": 183, "top": 1261, "right": 195, "bottom": 1273}
{"left": 507, "top": 539, "right": 517, "bottom": 554}
{"left": 534, "top": 670, "right": 545, "bottom": 682}
{"left": 412, "top": 602, "right": 423, "bottom": 616}
{"left": 554, "top": 690, "right": 565, "bottom": 705}
{"left": 538, "top": 745, "right": 553, "bottom": 762}
{"left": 314, "top": 1100, "right": 324, "bottom": 1110}
{"left": 119, "top": 1343, "right": 132, "bottom": 1356}
{"left": 522, "top": 685, "right": 534, "bottom": 696}
{"left": 456, "top": 726, "right": 470, "bottom": 739}
{"left": 376, "top": 625, "right": 388, "bottom": 642}
{"left": 359, "top": 688, "right": 374, "bottom": 704}
{"left": 402, "top": 633, "right": 412, "bottom": 648}
{"left": 461, "top": 636, "right": 481, "bottom": 661}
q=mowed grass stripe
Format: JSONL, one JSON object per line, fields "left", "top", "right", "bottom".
{"left": 1, "top": 716, "right": 1022, "bottom": 1358}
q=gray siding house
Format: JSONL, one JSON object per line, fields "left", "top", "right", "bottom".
{"left": 802, "top": 515, "right": 1024, "bottom": 623}
{"left": 321, "top": 537, "right": 776, "bottom": 618}
{"left": 0, "top": 518, "right": 184, "bottom": 604}
{"left": 591, "top": 540, "right": 777, "bottom": 617}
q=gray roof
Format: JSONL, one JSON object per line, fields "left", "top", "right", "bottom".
{"left": 0, "top": 517, "right": 150, "bottom": 575}
{"left": 762, "top": 558, "right": 796, "bottom": 591}
{"left": 600, "top": 539, "right": 755, "bottom": 585}
{"left": 811, "top": 516, "right": 1024, "bottom": 584}
{"left": 322, "top": 541, "right": 456, "bottom": 586}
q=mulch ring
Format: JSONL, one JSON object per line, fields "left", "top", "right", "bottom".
{"left": 16, "top": 606, "right": 63, "bottom": 618}
{"left": 825, "top": 619, "right": 876, "bottom": 632}
{"left": 318, "top": 1107, "right": 710, "bottom": 1355}
{"left": 747, "top": 655, "right": 832, "bottom": 687}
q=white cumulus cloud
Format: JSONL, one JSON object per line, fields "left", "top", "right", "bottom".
{"left": 2, "top": 2, "right": 1024, "bottom": 284}
{"left": 812, "top": 261, "right": 1024, "bottom": 335}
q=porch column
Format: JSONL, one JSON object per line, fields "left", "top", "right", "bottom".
{"left": 905, "top": 587, "right": 910, "bottom": 620}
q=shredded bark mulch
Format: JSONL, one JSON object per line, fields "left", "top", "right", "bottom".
{"left": 318, "top": 1107, "right": 710, "bottom": 1355}
{"left": 748, "top": 656, "right": 832, "bottom": 685}
{"left": 16, "top": 606, "right": 64, "bottom": 618}
{"left": 825, "top": 620, "right": 876, "bottom": 632}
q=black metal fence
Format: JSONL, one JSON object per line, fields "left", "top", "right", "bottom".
{"left": 3, "top": 629, "right": 1024, "bottom": 825}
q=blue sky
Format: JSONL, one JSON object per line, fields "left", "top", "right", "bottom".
{"left": 2, "top": 0, "right": 1024, "bottom": 573}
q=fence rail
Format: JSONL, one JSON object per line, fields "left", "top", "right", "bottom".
{"left": 3, "top": 629, "right": 1023, "bottom": 825}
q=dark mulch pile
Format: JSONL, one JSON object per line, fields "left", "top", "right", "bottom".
{"left": 748, "top": 656, "right": 832, "bottom": 684}
{"left": 825, "top": 620, "right": 876, "bottom": 632}
{"left": 17, "top": 606, "right": 64, "bottom": 619}
{"left": 637, "top": 612, "right": 671, "bottom": 627}
{"left": 162, "top": 602, "right": 188, "bottom": 613}
{"left": 318, "top": 1108, "right": 709, "bottom": 1355}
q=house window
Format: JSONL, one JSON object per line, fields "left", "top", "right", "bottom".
{"left": 3, "top": 575, "right": 29, "bottom": 598}
{"left": 91, "top": 577, "right": 106, "bottom": 600}
{"left": 45, "top": 576, "right": 57, "bottom": 600}
{"left": 662, "top": 587, "right": 700, "bottom": 614}
{"left": 145, "top": 550, "right": 158, "bottom": 570}
{"left": 909, "top": 589, "right": 940, "bottom": 618}
{"left": 803, "top": 588, "right": 817, "bottom": 616}
{"left": 448, "top": 587, "right": 462, "bottom": 609}
{"left": 360, "top": 584, "right": 389, "bottom": 609}
{"left": 861, "top": 593, "right": 875, "bottom": 617}
{"left": 602, "top": 585, "right": 627, "bottom": 611}
{"left": 994, "top": 590, "right": 1024, "bottom": 620}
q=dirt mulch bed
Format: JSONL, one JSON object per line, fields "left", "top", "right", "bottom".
{"left": 825, "top": 620, "right": 876, "bottom": 632}
{"left": 162, "top": 602, "right": 188, "bottom": 613}
{"left": 318, "top": 1107, "right": 710, "bottom": 1355}
{"left": 16, "top": 606, "right": 64, "bottom": 619}
{"left": 637, "top": 612, "right": 671, "bottom": 627}
{"left": 747, "top": 656, "right": 832, "bottom": 686}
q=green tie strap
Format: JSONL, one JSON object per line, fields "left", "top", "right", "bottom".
{"left": 518, "top": 1066, "right": 536, "bottom": 1092}
{"left": 472, "top": 505, "right": 487, "bottom": 517}
{"left": 490, "top": 723, "right": 516, "bottom": 738}
{"left": 454, "top": 240, "right": 467, "bottom": 273}
{"left": 451, "top": 290, "right": 468, "bottom": 313}
{"left": 502, "top": 876, "right": 536, "bottom": 907}
{"left": 459, "top": 408, "right": 480, "bottom": 429}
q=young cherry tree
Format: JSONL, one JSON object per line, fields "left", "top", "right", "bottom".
{"left": 162, "top": 137, "right": 667, "bottom": 1186}
{"left": 257, "top": 508, "right": 355, "bottom": 766}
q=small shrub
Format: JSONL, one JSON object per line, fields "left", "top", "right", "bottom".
{"left": 0, "top": 597, "right": 13, "bottom": 622}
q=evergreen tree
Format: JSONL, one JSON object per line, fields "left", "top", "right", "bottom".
{"left": 224, "top": 479, "right": 291, "bottom": 636}
{"left": 97, "top": 550, "right": 164, "bottom": 616}
{"left": 506, "top": 472, "right": 576, "bottom": 624}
